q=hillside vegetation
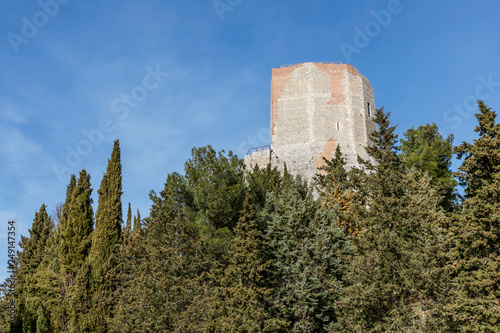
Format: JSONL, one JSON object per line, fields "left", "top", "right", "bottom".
{"left": 2, "top": 101, "right": 499, "bottom": 332}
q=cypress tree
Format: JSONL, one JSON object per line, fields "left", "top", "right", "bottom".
{"left": 124, "top": 202, "right": 132, "bottom": 240}
{"left": 58, "top": 170, "right": 94, "bottom": 332}
{"left": 133, "top": 209, "right": 141, "bottom": 234}
{"left": 17, "top": 204, "right": 54, "bottom": 332}
{"left": 36, "top": 176, "right": 75, "bottom": 332}
{"left": 445, "top": 101, "right": 500, "bottom": 331}
{"left": 281, "top": 162, "right": 292, "bottom": 190}
{"left": 19, "top": 205, "right": 53, "bottom": 271}
{"left": 57, "top": 175, "right": 76, "bottom": 263}
{"left": 59, "top": 170, "right": 93, "bottom": 274}
{"left": 90, "top": 139, "right": 123, "bottom": 276}
{"left": 88, "top": 139, "right": 123, "bottom": 332}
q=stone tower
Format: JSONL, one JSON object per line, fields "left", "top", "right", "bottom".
{"left": 244, "top": 62, "right": 376, "bottom": 182}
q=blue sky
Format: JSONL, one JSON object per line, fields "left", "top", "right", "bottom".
{"left": 1, "top": 0, "right": 500, "bottom": 282}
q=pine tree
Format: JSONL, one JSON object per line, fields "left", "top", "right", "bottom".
{"left": 400, "top": 123, "right": 457, "bottom": 211}
{"left": 204, "top": 194, "right": 286, "bottom": 332}
{"left": 445, "top": 101, "right": 500, "bottom": 331}
{"left": 182, "top": 146, "right": 246, "bottom": 263}
{"left": 337, "top": 108, "right": 449, "bottom": 331}
{"left": 184, "top": 145, "right": 246, "bottom": 232}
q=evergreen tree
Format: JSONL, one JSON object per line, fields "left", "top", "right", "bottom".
{"left": 111, "top": 178, "right": 206, "bottom": 332}
{"left": 246, "top": 163, "right": 282, "bottom": 211}
{"left": 19, "top": 205, "right": 53, "bottom": 272}
{"left": 181, "top": 146, "right": 246, "bottom": 262}
{"left": 204, "top": 194, "right": 286, "bottom": 332}
{"left": 445, "top": 101, "right": 500, "bottom": 331}
{"left": 281, "top": 163, "right": 293, "bottom": 190}
{"left": 263, "top": 178, "right": 351, "bottom": 332}
{"left": 16, "top": 205, "right": 53, "bottom": 332}
{"left": 59, "top": 170, "right": 93, "bottom": 274}
{"left": 400, "top": 123, "right": 457, "bottom": 211}
{"left": 314, "top": 144, "right": 349, "bottom": 193}
{"left": 314, "top": 145, "right": 359, "bottom": 236}
{"left": 88, "top": 140, "right": 123, "bottom": 332}
{"left": 58, "top": 170, "right": 94, "bottom": 332}
{"left": 90, "top": 139, "right": 123, "bottom": 277}
{"left": 35, "top": 177, "right": 76, "bottom": 332}
{"left": 133, "top": 209, "right": 141, "bottom": 234}
{"left": 337, "top": 108, "right": 449, "bottom": 331}
{"left": 184, "top": 145, "right": 246, "bottom": 232}
{"left": 124, "top": 202, "right": 132, "bottom": 240}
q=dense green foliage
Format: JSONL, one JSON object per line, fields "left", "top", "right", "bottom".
{"left": 4, "top": 102, "right": 500, "bottom": 332}
{"left": 400, "top": 123, "right": 457, "bottom": 211}
{"left": 337, "top": 108, "right": 449, "bottom": 331}
{"left": 445, "top": 101, "right": 500, "bottom": 331}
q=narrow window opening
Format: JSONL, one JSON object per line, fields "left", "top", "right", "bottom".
{"left": 336, "top": 122, "right": 340, "bottom": 130}
{"left": 367, "top": 102, "right": 371, "bottom": 117}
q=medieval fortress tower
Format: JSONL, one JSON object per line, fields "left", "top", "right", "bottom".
{"left": 244, "top": 62, "right": 376, "bottom": 182}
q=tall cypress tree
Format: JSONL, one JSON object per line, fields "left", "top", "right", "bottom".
{"left": 59, "top": 170, "right": 94, "bottom": 274}
{"left": 38, "top": 175, "right": 76, "bottom": 332}
{"left": 88, "top": 139, "right": 123, "bottom": 332}
{"left": 58, "top": 175, "right": 77, "bottom": 263}
{"left": 124, "top": 202, "right": 132, "bottom": 240}
{"left": 445, "top": 101, "right": 500, "bottom": 331}
{"left": 17, "top": 205, "right": 54, "bottom": 332}
{"left": 133, "top": 209, "right": 141, "bottom": 234}
{"left": 89, "top": 140, "right": 123, "bottom": 278}
{"left": 58, "top": 170, "right": 94, "bottom": 332}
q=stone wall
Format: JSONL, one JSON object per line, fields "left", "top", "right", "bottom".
{"left": 243, "top": 148, "right": 271, "bottom": 170}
